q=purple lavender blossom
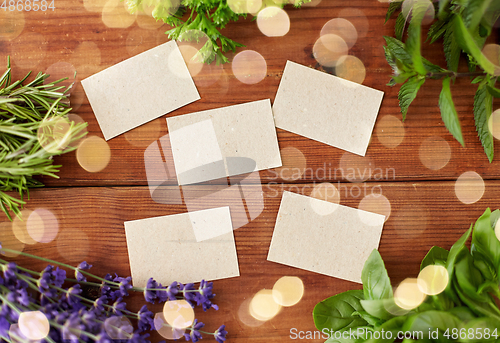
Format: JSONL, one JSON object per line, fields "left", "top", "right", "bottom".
{"left": 184, "top": 319, "right": 205, "bottom": 342}
{"left": 214, "top": 325, "right": 227, "bottom": 343}
{"left": 137, "top": 305, "right": 154, "bottom": 332}
{"left": 75, "top": 261, "right": 92, "bottom": 282}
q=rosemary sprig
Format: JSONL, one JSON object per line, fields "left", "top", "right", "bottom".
{"left": 0, "top": 57, "right": 87, "bottom": 220}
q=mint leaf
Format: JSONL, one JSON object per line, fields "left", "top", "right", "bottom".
{"left": 398, "top": 76, "right": 425, "bottom": 120}
{"left": 405, "top": 1, "right": 427, "bottom": 75}
{"left": 454, "top": 16, "right": 498, "bottom": 75}
{"left": 486, "top": 84, "right": 500, "bottom": 98}
{"left": 443, "top": 24, "right": 460, "bottom": 71}
{"left": 395, "top": 12, "right": 405, "bottom": 41}
{"left": 439, "top": 77, "right": 464, "bottom": 146}
{"left": 475, "top": 81, "right": 494, "bottom": 162}
{"left": 428, "top": 17, "right": 449, "bottom": 43}
{"left": 438, "top": 0, "right": 451, "bottom": 19}
{"left": 385, "top": 1, "right": 402, "bottom": 23}
{"left": 383, "top": 36, "right": 412, "bottom": 66}
{"left": 463, "top": 0, "right": 493, "bottom": 33}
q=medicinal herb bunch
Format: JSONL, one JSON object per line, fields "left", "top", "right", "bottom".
{"left": 0, "top": 244, "right": 227, "bottom": 342}
{"left": 384, "top": 0, "right": 500, "bottom": 162}
{"left": 125, "top": 0, "right": 310, "bottom": 64}
{"left": 0, "top": 58, "right": 87, "bottom": 220}
{"left": 313, "top": 208, "right": 500, "bottom": 342}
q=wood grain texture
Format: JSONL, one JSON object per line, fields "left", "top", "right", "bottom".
{"left": 1, "top": 0, "right": 499, "bottom": 341}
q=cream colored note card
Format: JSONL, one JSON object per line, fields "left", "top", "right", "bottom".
{"left": 267, "top": 191, "right": 385, "bottom": 283}
{"left": 167, "top": 99, "right": 282, "bottom": 185}
{"left": 124, "top": 207, "right": 239, "bottom": 287}
{"left": 272, "top": 61, "right": 384, "bottom": 156}
{"left": 82, "top": 41, "right": 200, "bottom": 140}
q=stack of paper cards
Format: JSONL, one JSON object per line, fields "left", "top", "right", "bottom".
{"left": 124, "top": 207, "right": 239, "bottom": 287}
{"left": 267, "top": 191, "right": 385, "bottom": 283}
{"left": 167, "top": 99, "right": 282, "bottom": 185}
{"left": 272, "top": 61, "right": 384, "bottom": 156}
{"left": 82, "top": 41, "right": 200, "bottom": 140}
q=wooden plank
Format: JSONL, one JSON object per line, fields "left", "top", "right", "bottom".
{"left": 1, "top": 181, "right": 496, "bottom": 341}
{"left": 1, "top": 0, "right": 498, "bottom": 189}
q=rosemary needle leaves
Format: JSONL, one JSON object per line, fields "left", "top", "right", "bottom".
{"left": 0, "top": 58, "right": 87, "bottom": 220}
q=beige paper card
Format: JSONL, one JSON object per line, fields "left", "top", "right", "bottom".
{"left": 272, "top": 61, "right": 384, "bottom": 156}
{"left": 267, "top": 191, "right": 385, "bottom": 283}
{"left": 124, "top": 207, "right": 239, "bottom": 287}
{"left": 167, "top": 99, "right": 282, "bottom": 185}
{"left": 82, "top": 41, "right": 200, "bottom": 140}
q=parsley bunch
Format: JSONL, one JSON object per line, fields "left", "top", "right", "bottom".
{"left": 126, "top": 0, "right": 311, "bottom": 64}
{"left": 0, "top": 58, "right": 87, "bottom": 220}
{"left": 384, "top": 0, "right": 500, "bottom": 162}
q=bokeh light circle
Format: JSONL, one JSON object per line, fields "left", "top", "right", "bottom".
{"left": 104, "top": 316, "right": 134, "bottom": 339}
{"left": 257, "top": 7, "right": 290, "bottom": 37}
{"left": 77, "top": 136, "right": 111, "bottom": 173}
{"left": 12, "top": 209, "right": 36, "bottom": 245}
{"left": 37, "top": 116, "right": 73, "bottom": 154}
{"left": 394, "top": 278, "right": 426, "bottom": 310}
{"left": 313, "top": 34, "right": 348, "bottom": 67}
{"left": 417, "top": 265, "right": 449, "bottom": 295}
{"left": 339, "top": 153, "right": 373, "bottom": 183}
{"left": 488, "top": 109, "right": 500, "bottom": 140}
{"left": 232, "top": 50, "right": 267, "bottom": 84}
{"left": 0, "top": 11, "right": 25, "bottom": 41}
{"left": 249, "top": 289, "right": 282, "bottom": 321}
{"left": 26, "top": 208, "right": 59, "bottom": 243}
{"left": 418, "top": 136, "right": 451, "bottom": 170}
{"left": 102, "top": 0, "right": 137, "bottom": 28}
{"left": 376, "top": 115, "right": 405, "bottom": 149}
{"left": 335, "top": 55, "right": 366, "bottom": 84}
{"left": 154, "top": 312, "right": 186, "bottom": 339}
{"left": 228, "top": 0, "right": 262, "bottom": 14}
{"left": 0, "top": 222, "right": 24, "bottom": 257}
{"left": 163, "top": 300, "right": 195, "bottom": 329}
{"left": 309, "top": 182, "right": 340, "bottom": 216}
{"left": 18, "top": 311, "right": 50, "bottom": 340}
{"left": 272, "top": 276, "right": 304, "bottom": 307}
{"left": 320, "top": 18, "right": 357, "bottom": 48}
{"left": 454, "top": 171, "right": 485, "bottom": 204}
{"left": 272, "top": 147, "right": 307, "bottom": 181}
{"left": 358, "top": 193, "right": 391, "bottom": 224}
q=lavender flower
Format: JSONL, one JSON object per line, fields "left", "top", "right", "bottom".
{"left": 75, "top": 261, "right": 92, "bottom": 282}
{"left": 184, "top": 319, "right": 205, "bottom": 342}
{"left": 214, "top": 325, "right": 227, "bottom": 343}
{"left": 0, "top": 248, "right": 227, "bottom": 343}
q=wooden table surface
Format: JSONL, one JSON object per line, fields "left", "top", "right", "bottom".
{"left": 1, "top": 0, "right": 499, "bottom": 342}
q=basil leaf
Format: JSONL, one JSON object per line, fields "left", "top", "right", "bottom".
{"left": 362, "top": 250, "right": 393, "bottom": 301}
{"left": 448, "top": 306, "right": 477, "bottom": 321}
{"left": 445, "top": 223, "right": 472, "bottom": 303}
{"left": 471, "top": 208, "right": 500, "bottom": 278}
{"left": 459, "top": 317, "right": 500, "bottom": 342}
{"left": 454, "top": 249, "right": 489, "bottom": 302}
{"left": 421, "top": 246, "right": 449, "bottom": 270}
{"left": 402, "top": 311, "right": 461, "bottom": 338}
{"left": 313, "top": 290, "right": 368, "bottom": 332}
{"left": 360, "top": 299, "right": 395, "bottom": 321}
{"left": 365, "top": 316, "right": 408, "bottom": 343}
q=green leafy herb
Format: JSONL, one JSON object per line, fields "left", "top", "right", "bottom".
{"left": 125, "top": 0, "right": 310, "bottom": 64}
{"left": 384, "top": 0, "right": 500, "bottom": 161}
{"left": 0, "top": 58, "right": 87, "bottom": 220}
{"left": 313, "top": 208, "right": 500, "bottom": 343}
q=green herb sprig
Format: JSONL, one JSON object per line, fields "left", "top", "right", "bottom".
{"left": 0, "top": 58, "right": 87, "bottom": 220}
{"left": 384, "top": 0, "right": 500, "bottom": 162}
{"left": 126, "top": 0, "right": 311, "bottom": 64}
{"left": 313, "top": 208, "right": 500, "bottom": 342}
